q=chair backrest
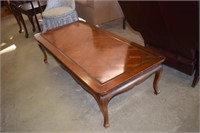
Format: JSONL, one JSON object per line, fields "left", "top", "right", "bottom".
{"left": 45, "top": 0, "right": 75, "bottom": 10}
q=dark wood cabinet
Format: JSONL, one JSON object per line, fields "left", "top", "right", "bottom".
{"left": 119, "top": 1, "right": 199, "bottom": 87}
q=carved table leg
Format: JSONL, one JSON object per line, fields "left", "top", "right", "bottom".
{"left": 28, "top": 15, "right": 36, "bottom": 32}
{"left": 98, "top": 96, "right": 110, "bottom": 128}
{"left": 38, "top": 44, "right": 48, "bottom": 63}
{"left": 30, "top": 1, "right": 41, "bottom": 32}
{"left": 153, "top": 66, "right": 163, "bottom": 95}
{"left": 18, "top": 12, "right": 29, "bottom": 38}
{"left": 192, "top": 69, "right": 199, "bottom": 88}
{"left": 192, "top": 59, "right": 199, "bottom": 87}
{"left": 10, "top": 5, "right": 23, "bottom": 33}
{"left": 14, "top": 14, "right": 23, "bottom": 33}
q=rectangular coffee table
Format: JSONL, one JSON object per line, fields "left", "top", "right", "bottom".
{"left": 34, "top": 21, "right": 165, "bottom": 128}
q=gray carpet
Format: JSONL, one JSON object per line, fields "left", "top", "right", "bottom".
{"left": 1, "top": 15, "right": 199, "bottom": 133}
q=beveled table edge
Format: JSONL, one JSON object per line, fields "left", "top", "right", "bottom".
{"left": 34, "top": 21, "right": 165, "bottom": 95}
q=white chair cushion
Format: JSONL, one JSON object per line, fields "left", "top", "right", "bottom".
{"left": 43, "top": 7, "right": 73, "bottom": 18}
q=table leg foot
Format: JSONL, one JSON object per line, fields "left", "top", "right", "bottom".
{"left": 19, "top": 29, "right": 23, "bottom": 33}
{"left": 98, "top": 96, "right": 110, "bottom": 128}
{"left": 104, "top": 123, "right": 110, "bottom": 128}
{"left": 25, "top": 33, "right": 29, "bottom": 38}
{"left": 154, "top": 90, "right": 160, "bottom": 95}
{"left": 153, "top": 66, "right": 163, "bottom": 95}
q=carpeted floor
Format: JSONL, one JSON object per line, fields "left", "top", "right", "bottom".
{"left": 1, "top": 14, "right": 199, "bottom": 133}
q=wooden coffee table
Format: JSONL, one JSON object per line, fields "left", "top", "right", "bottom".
{"left": 34, "top": 21, "right": 165, "bottom": 128}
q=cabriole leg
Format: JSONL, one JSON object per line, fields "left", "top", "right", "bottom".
{"left": 38, "top": 44, "right": 48, "bottom": 63}
{"left": 153, "top": 66, "right": 163, "bottom": 95}
{"left": 98, "top": 96, "right": 110, "bottom": 128}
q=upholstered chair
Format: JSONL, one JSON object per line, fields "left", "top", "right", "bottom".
{"left": 42, "top": 0, "right": 78, "bottom": 31}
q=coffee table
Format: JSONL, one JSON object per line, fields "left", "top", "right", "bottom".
{"left": 34, "top": 21, "right": 165, "bottom": 128}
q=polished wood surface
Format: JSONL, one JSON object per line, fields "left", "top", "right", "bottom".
{"left": 35, "top": 21, "right": 165, "bottom": 128}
